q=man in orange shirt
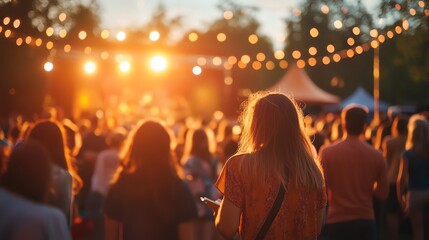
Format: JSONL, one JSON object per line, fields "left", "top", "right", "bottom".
{"left": 320, "top": 104, "right": 388, "bottom": 240}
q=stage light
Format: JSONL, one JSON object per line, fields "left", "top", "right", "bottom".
{"left": 149, "top": 31, "right": 160, "bottom": 41}
{"left": 84, "top": 61, "right": 96, "bottom": 74}
{"left": 116, "top": 31, "right": 126, "bottom": 41}
{"left": 192, "top": 66, "right": 202, "bottom": 75}
{"left": 119, "top": 61, "right": 130, "bottom": 73}
{"left": 44, "top": 62, "right": 54, "bottom": 72}
{"left": 150, "top": 55, "right": 167, "bottom": 72}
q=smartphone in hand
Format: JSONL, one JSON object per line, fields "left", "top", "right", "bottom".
{"left": 200, "top": 197, "right": 221, "bottom": 211}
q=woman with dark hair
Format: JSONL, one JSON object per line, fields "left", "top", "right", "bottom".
{"left": 103, "top": 119, "right": 197, "bottom": 240}
{"left": 182, "top": 127, "right": 220, "bottom": 240}
{"left": 27, "top": 120, "right": 82, "bottom": 224}
{"left": 215, "top": 91, "right": 326, "bottom": 239}
{"left": 397, "top": 115, "right": 429, "bottom": 240}
{"left": 0, "top": 141, "right": 70, "bottom": 239}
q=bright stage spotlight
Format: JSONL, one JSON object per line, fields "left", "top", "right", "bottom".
{"left": 84, "top": 61, "right": 96, "bottom": 74}
{"left": 44, "top": 61, "right": 54, "bottom": 72}
{"left": 150, "top": 55, "right": 167, "bottom": 72}
{"left": 119, "top": 61, "right": 131, "bottom": 73}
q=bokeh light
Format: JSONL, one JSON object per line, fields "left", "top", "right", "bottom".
{"left": 150, "top": 55, "right": 167, "bottom": 72}
{"left": 84, "top": 61, "right": 96, "bottom": 74}
{"left": 192, "top": 66, "right": 202, "bottom": 75}
{"left": 116, "top": 31, "right": 126, "bottom": 41}
{"left": 44, "top": 61, "right": 54, "bottom": 72}
{"left": 119, "top": 61, "right": 131, "bottom": 73}
{"left": 149, "top": 31, "right": 160, "bottom": 41}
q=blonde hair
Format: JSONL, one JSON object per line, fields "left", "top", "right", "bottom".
{"left": 237, "top": 91, "right": 323, "bottom": 190}
{"left": 406, "top": 114, "right": 429, "bottom": 158}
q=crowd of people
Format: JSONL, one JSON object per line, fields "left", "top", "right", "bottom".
{"left": 0, "top": 91, "right": 428, "bottom": 240}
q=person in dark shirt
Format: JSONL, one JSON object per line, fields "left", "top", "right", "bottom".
{"left": 104, "top": 119, "right": 197, "bottom": 240}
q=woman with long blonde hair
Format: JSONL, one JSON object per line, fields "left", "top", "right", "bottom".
{"left": 215, "top": 91, "right": 326, "bottom": 239}
{"left": 397, "top": 114, "right": 429, "bottom": 240}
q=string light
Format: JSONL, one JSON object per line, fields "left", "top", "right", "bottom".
{"left": 248, "top": 34, "right": 258, "bottom": 44}
{"left": 149, "top": 31, "right": 160, "bottom": 41}
{"left": 217, "top": 33, "right": 226, "bottom": 42}
{"left": 188, "top": 32, "right": 198, "bottom": 42}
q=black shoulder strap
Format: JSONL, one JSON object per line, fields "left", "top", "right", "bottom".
{"left": 255, "top": 184, "right": 285, "bottom": 240}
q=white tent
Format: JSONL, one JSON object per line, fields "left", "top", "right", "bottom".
{"left": 268, "top": 64, "right": 340, "bottom": 104}
{"left": 340, "top": 87, "right": 390, "bottom": 112}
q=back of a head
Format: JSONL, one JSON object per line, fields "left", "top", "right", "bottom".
{"left": 27, "top": 120, "right": 68, "bottom": 170}
{"left": 408, "top": 116, "right": 429, "bottom": 157}
{"left": 126, "top": 120, "right": 171, "bottom": 172}
{"left": 342, "top": 104, "right": 369, "bottom": 136}
{"left": 1, "top": 141, "right": 51, "bottom": 203}
{"left": 392, "top": 115, "right": 409, "bottom": 136}
{"left": 246, "top": 92, "right": 303, "bottom": 153}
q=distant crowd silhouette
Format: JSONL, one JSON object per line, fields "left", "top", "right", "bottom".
{"left": 1, "top": 91, "right": 429, "bottom": 240}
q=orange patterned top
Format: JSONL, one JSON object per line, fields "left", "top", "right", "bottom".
{"left": 216, "top": 155, "right": 326, "bottom": 240}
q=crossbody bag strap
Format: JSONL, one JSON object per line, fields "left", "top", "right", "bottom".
{"left": 255, "top": 184, "right": 285, "bottom": 240}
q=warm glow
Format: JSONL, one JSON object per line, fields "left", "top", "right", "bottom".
{"left": 387, "top": 31, "right": 394, "bottom": 39}
{"left": 13, "top": 19, "right": 20, "bottom": 28}
{"left": 116, "top": 31, "right": 126, "bottom": 41}
{"left": 214, "top": 111, "right": 224, "bottom": 120}
{"left": 188, "top": 32, "right": 198, "bottom": 42}
{"left": 197, "top": 57, "right": 206, "bottom": 66}
{"left": 224, "top": 76, "right": 233, "bottom": 85}
{"left": 150, "top": 55, "right": 168, "bottom": 72}
{"left": 212, "top": 57, "right": 222, "bottom": 66}
{"left": 355, "top": 46, "right": 363, "bottom": 54}
{"left": 4, "top": 30, "right": 11, "bottom": 38}
{"left": 228, "top": 56, "right": 237, "bottom": 65}
{"left": 292, "top": 50, "right": 301, "bottom": 59}
{"left": 279, "top": 60, "right": 288, "bottom": 69}
{"left": 46, "top": 41, "right": 54, "bottom": 50}
{"left": 149, "top": 31, "right": 160, "bottom": 41}
{"left": 378, "top": 35, "right": 385, "bottom": 43}
{"left": 274, "top": 50, "right": 285, "bottom": 60}
{"left": 25, "top": 36, "right": 32, "bottom": 44}
{"left": 35, "top": 38, "right": 42, "bottom": 46}
{"left": 232, "top": 125, "right": 242, "bottom": 135}
{"left": 224, "top": 10, "right": 233, "bottom": 20}
{"left": 241, "top": 55, "right": 250, "bottom": 64}
{"left": 327, "top": 44, "right": 335, "bottom": 53}
{"left": 16, "top": 38, "right": 23, "bottom": 46}
{"left": 346, "top": 49, "right": 355, "bottom": 58}
{"left": 308, "top": 58, "right": 317, "bottom": 67}
{"left": 248, "top": 34, "right": 258, "bottom": 44}
{"left": 266, "top": 61, "right": 275, "bottom": 70}
{"left": 101, "top": 30, "right": 110, "bottom": 39}
{"left": 252, "top": 61, "right": 262, "bottom": 70}
{"left": 79, "top": 31, "right": 87, "bottom": 40}
{"left": 256, "top": 52, "right": 266, "bottom": 61}
{"left": 352, "top": 27, "right": 360, "bottom": 35}
{"left": 64, "top": 44, "right": 71, "bottom": 53}
{"left": 100, "top": 51, "right": 109, "bottom": 60}
{"left": 237, "top": 61, "right": 247, "bottom": 69}
{"left": 44, "top": 61, "right": 54, "bottom": 72}
{"left": 59, "top": 29, "right": 67, "bottom": 38}
{"left": 321, "top": 5, "right": 330, "bottom": 14}
{"left": 59, "top": 13, "right": 67, "bottom": 22}
{"left": 409, "top": 8, "right": 416, "bottom": 16}
{"left": 334, "top": 20, "right": 343, "bottom": 29}
{"left": 419, "top": 1, "right": 425, "bottom": 7}
{"left": 347, "top": 37, "right": 355, "bottom": 46}
{"left": 370, "top": 40, "right": 379, "bottom": 48}
{"left": 322, "top": 56, "right": 330, "bottom": 65}
{"left": 46, "top": 27, "right": 54, "bottom": 37}
{"left": 192, "top": 66, "right": 202, "bottom": 75}
{"left": 333, "top": 54, "right": 341, "bottom": 62}
{"left": 217, "top": 33, "right": 226, "bottom": 42}
{"left": 402, "top": 20, "right": 409, "bottom": 30}
{"left": 84, "top": 47, "right": 92, "bottom": 54}
{"left": 310, "top": 28, "right": 319, "bottom": 38}
{"left": 308, "top": 47, "right": 317, "bottom": 55}
{"left": 84, "top": 61, "right": 96, "bottom": 74}
{"left": 3, "top": 17, "right": 10, "bottom": 25}
{"left": 370, "top": 29, "right": 378, "bottom": 38}
{"left": 0, "top": 26, "right": 2, "bottom": 33}
{"left": 224, "top": 62, "right": 232, "bottom": 70}
{"left": 395, "top": 26, "right": 402, "bottom": 34}
{"left": 119, "top": 61, "right": 131, "bottom": 73}
{"left": 296, "top": 59, "right": 306, "bottom": 68}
